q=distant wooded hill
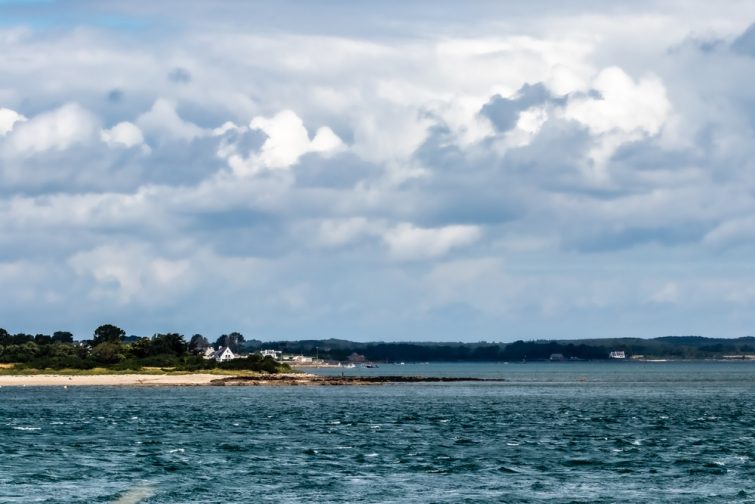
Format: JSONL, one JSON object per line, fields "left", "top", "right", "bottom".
{"left": 243, "top": 336, "right": 755, "bottom": 362}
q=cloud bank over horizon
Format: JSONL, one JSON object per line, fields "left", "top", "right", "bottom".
{"left": 2, "top": 0, "right": 755, "bottom": 340}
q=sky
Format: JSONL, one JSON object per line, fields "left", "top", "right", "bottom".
{"left": 2, "top": 0, "right": 755, "bottom": 341}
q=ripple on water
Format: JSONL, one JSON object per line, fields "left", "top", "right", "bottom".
{"left": 1, "top": 364, "right": 755, "bottom": 502}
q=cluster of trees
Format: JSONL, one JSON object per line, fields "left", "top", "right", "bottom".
{"left": 0, "top": 325, "right": 286, "bottom": 373}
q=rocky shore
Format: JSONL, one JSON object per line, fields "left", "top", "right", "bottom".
{"left": 210, "top": 374, "right": 505, "bottom": 386}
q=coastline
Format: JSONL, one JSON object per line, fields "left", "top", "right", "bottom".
{"left": 0, "top": 372, "right": 503, "bottom": 387}
{"left": 0, "top": 373, "right": 237, "bottom": 387}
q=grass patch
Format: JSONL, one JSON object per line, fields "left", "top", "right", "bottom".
{"left": 0, "top": 365, "right": 288, "bottom": 376}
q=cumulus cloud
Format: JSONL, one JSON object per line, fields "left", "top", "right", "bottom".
{"left": 562, "top": 67, "right": 672, "bottom": 172}
{"left": 1, "top": 1, "right": 755, "bottom": 338}
{"left": 224, "top": 109, "right": 344, "bottom": 176}
{"left": 4, "top": 103, "right": 98, "bottom": 154}
{"left": 100, "top": 121, "right": 146, "bottom": 149}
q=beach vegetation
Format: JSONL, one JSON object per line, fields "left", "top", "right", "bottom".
{"left": 0, "top": 325, "right": 291, "bottom": 374}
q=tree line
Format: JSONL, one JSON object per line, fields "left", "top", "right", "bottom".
{"left": 0, "top": 325, "right": 285, "bottom": 373}
{"left": 244, "top": 335, "right": 755, "bottom": 362}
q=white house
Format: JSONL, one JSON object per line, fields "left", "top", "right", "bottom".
{"left": 202, "top": 347, "right": 216, "bottom": 360}
{"left": 259, "top": 349, "right": 282, "bottom": 360}
{"left": 211, "top": 346, "right": 236, "bottom": 362}
{"left": 609, "top": 351, "right": 626, "bottom": 359}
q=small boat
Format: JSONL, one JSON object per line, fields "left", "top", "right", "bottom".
{"left": 344, "top": 363, "right": 356, "bottom": 369}
{"left": 364, "top": 364, "right": 379, "bottom": 368}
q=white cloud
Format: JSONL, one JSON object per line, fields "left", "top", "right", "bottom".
{"left": 137, "top": 99, "right": 205, "bottom": 142}
{"left": 100, "top": 121, "right": 146, "bottom": 149}
{"left": 226, "top": 109, "right": 344, "bottom": 176}
{"left": 383, "top": 223, "right": 482, "bottom": 260}
{"left": 68, "top": 244, "right": 191, "bottom": 304}
{"left": 5, "top": 103, "right": 97, "bottom": 153}
{"left": 0, "top": 107, "right": 26, "bottom": 136}
{"left": 562, "top": 66, "right": 672, "bottom": 171}
{"left": 565, "top": 67, "right": 671, "bottom": 136}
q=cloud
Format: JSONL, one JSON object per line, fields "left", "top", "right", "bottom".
{"left": 100, "top": 121, "right": 146, "bottom": 149}
{"left": 137, "top": 99, "right": 205, "bottom": 142}
{"left": 383, "top": 223, "right": 482, "bottom": 260}
{"left": 167, "top": 67, "right": 192, "bottom": 84}
{"left": 4, "top": 103, "right": 98, "bottom": 154}
{"left": 0, "top": 107, "right": 26, "bottom": 135}
{"left": 225, "top": 109, "right": 344, "bottom": 176}
{"left": 564, "top": 67, "right": 670, "bottom": 137}
{"left": 68, "top": 244, "right": 191, "bottom": 304}
{"left": 2, "top": 2, "right": 755, "bottom": 338}
{"left": 310, "top": 217, "right": 372, "bottom": 247}
{"left": 732, "top": 22, "right": 755, "bottom": 57}
{"left": 481, "top": 83, "right": 553, "bottom": 133}
{"left": 650, "top": 282, "right": 680, "bottom": 304}
{"left": 562, "top": 66, "right": 672, "bottom": 171}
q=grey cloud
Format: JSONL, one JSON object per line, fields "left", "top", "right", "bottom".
{"left": 107, "top": 89, "right": 124, "bottom": 102}
{"left": 732, "top": 23, "right": 755, "bottom": 56}
{"left": 480, "top": 83, "right": 554, "bottom": 132}
{"left": 167, "top": 67, "right": 192, "bottom": 84}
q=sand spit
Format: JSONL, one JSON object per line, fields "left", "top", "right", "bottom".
{"left": 0, "top": 373, "right": 234, "bottom": 387}
{"left": 0, "top": 373, "right": 504, "bottom": 387}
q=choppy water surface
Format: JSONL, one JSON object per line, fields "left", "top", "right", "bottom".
{"left": 2, "top": 362, "right": 755, "bottom": 503}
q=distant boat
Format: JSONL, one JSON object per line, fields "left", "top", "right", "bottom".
{"left": 343, "top": 363, "right": 356, "bottom": 368}
{"left": 364, "top": 364, "right": 379, "bottom": 368}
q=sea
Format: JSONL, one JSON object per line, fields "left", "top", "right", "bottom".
{"left": 1, "top": 361, "right": 755, "bottom": 503}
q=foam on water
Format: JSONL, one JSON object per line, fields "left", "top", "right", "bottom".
{"left": 111, "top": 484, "right": 155, "bottom": 504}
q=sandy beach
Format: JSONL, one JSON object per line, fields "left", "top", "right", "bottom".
{"left": 0, "top": 373, "right": 499, "bottom": 387}
{"left": 0, "top": 373, "right": 236, "bottom": 387}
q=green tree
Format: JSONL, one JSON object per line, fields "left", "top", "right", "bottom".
{"left": 216, "top": 332, "right": 245, "bottom": 353}
{"left": 52, "top": 331, "right": 74, "bottom": 343}
{"left": 189, "top": 334, "right": 210, "bottom": 354}
{"left": 93, "top": 324, "right": 125, "bottom": 345}
{"left": 150, "top": 333, "right": 188, "bottom": 356}
{"left": 34, "top": 334, "right": 52, "bottom": 345}
{"left": 91, "top": 341, "right": 125, "bottom": 364}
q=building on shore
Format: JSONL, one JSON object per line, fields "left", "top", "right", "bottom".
{"left": 609, "top": 351, "right": 626, "bottom": 359}
{"left": 206, "top": 346, "right": 236, "bottom": 362}
{"left": 259, "top": 349, "right": 282, "bottom": 360}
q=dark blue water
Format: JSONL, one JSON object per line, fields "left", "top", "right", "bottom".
{"left": 2, "top": 362, "right": 755, "bottom": 503}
